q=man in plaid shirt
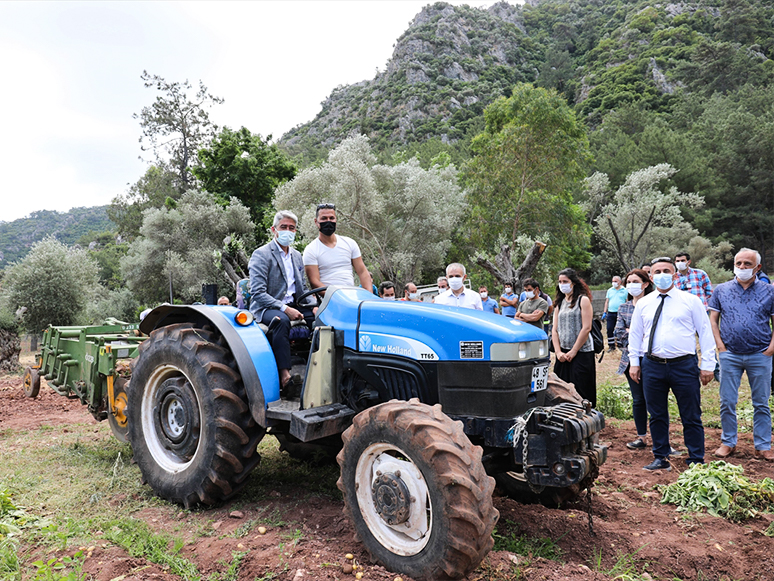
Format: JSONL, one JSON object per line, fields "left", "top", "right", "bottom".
{"left": 675, "top": 251, "right": 713, "bottom": 309}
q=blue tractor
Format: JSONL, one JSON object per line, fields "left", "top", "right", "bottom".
{"left": 130, "top": 285, "right": 607, "bottom": 580}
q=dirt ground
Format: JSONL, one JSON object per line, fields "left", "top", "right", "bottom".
{"left": 2, "top": 368, "right": 774, "bottom": 581}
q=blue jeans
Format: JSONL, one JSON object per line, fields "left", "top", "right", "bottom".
{"left": 718, "top": 351, "right": 773, "bottom": 450}
{"left": 625, "top": 366, "right": 648, "bottom": 437}
{"left": 642, "top": 355, "right": 704, "bottom": 464}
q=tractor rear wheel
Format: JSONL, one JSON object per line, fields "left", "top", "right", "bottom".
{"left": 337, "top": 399, "right": 498, "bottom": 581}
{"left": 127, "top": 323, "right": 264, "bottom": 507}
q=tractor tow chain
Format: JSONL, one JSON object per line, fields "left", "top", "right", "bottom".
{"left": 509, "top": 407, "right": 551, "bottom": 494}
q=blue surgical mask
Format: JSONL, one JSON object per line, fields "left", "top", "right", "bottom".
{"left": 653, "top": 273, "right": 674, "bottom": 290}
{"left": 276, "top": 230, "right": 295, "bottom": 247}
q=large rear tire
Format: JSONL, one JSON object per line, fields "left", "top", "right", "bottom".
{"left": 337, "top": 399, "right": 498, "bottom": 581}
{"left": 127, "top": 324, "right": 264, "bottom": 507}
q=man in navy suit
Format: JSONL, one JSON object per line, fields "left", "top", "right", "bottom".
{"left": 249, "top": 210, "right": 315, "bottom": 388}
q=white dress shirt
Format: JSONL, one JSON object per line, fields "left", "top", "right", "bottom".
{"left": 434, "top": 288, "right": 483, "bottom": 310}
{"left": 629, "top": 286, "right": 716, "bottom": 371}
{"left": 274, "top": 239, "right": 296, "bottom": 311}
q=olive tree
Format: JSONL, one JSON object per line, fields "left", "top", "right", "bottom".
{"left": 272, "top": 135, "right": 465, "bottom": 285}
{"left": 120, "top": 190, "right": 255, "bottom": 305}
{"left": 1, "top": 237, "right": 100, "bottom": 335}
{"left": 583, "top": 164, "right": 705, "bottom": 272}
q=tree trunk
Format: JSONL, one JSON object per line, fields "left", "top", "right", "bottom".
{"left": 475, "top": 241, "right": 547, "bottom": 294}
{"left": 220, "top": 256, "right": 241, "bottom": 287}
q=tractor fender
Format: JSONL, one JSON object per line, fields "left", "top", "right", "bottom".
{"left": 139, "top": 304, "right": 278, "bottom": 427}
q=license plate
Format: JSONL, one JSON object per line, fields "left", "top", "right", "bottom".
{"left": 530, "top": 365, "right": 549, "bottom": 393}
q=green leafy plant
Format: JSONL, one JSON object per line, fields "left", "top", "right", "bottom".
{"left": 29, "top": 552, "right": 86, "bottom": 581}
{"left": 596, "top": 382, "right": 633, "bottom": 420}
{"left": 660, "top": 461, "right": 774, "bottom": 521}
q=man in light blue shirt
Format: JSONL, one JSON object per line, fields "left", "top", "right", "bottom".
{"left": 604, "top": 276, "right": 628, "bottom": 352}
{"left": 479, "top": 286, "right": 500, "bottom": 314}
{"left": 709, "top": 248, "right": 774, "bottom": 461}
{"left": 500, "top": 283, "right": 518, "bottom": 317}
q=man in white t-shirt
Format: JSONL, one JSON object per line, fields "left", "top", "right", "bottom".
{"left": 433, "top": 263, "right": 483, "bottom": 310}
{"left": 303, "top": 203, "right": 373, "bottom": 293}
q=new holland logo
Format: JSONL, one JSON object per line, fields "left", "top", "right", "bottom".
{"left": 359, "top": 334, "right": 372, "bottom": 351}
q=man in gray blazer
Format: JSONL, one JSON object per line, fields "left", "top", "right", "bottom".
{"left": 249, "top": 210, "right": 315, "bottom": 388}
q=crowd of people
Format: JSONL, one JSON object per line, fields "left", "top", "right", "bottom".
{"left": 248, "top": 206, "right": 774, "bottom": 471}
{"left": 610, "top": 250, "right": 774, "bottom": 471}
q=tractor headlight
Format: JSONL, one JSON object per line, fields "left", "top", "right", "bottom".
{"left": 234, "top": 310, "right": 254, "bottom": 326}
{"left": 490, "top": 340, "right": 549, "bottom": 361}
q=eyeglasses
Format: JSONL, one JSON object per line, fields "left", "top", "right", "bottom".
{"left": 316, "top": 203, "right": 336, "bottom": 210}
{"left": 650, "top": 256, "right": 674, "bottom": 265}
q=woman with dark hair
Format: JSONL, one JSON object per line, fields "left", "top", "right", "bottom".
{"left": 552, "top": 268, "right": 596, "bottom": 405}
{"left": 614, "top": 268, "right": 654, "bottom": 450}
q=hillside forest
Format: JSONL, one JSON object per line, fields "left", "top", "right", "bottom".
{"left": 1, "top": 0, "right": 773, "bottom": 335}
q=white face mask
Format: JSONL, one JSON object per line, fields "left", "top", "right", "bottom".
{"left": 408, "top": 292, "right": 419, "bottom": 300}
{"left": 504, "top": 287, "right": 512, "bottom": 294}
{"left": 626, "top": 282, "right": 643, "bottom": 296}
{"left": 479, "top": 292, "right": 488, "bottom": 299}
{"left": 525, "top": 290, "right": 536, "bottom": 299}
{"left": 612, "top": 281, "right": 620, "bottom": 288}
{"left": 675, "top": 261, "right": 688, "bottom": 271}
{"left": 734, "top": 267, "right": 756, "bottom": 282}
{"left": 383, "top": 296, "right": 396, "bottom": 301}
{"left": 559, "top": 282, "right": 572, "bottom": 294}
{"left": 449, "top": 276, "right": 464, "bottom": 290}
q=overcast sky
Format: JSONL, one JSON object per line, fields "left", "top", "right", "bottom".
{"left": 0, "top": 0, "right": 504, "bottom": 223}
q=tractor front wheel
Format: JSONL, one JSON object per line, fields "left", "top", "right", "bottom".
{"left": 127, "top": 324, "right": 264, "bottom": 507}
{"left": 337, "top": 399, "right": 498, "bottom": 581}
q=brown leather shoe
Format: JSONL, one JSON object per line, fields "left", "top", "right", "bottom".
{"left": 754, "top": 449, "right": 774, "bottom": 461}
{"left": 713, "top": 444, "right": 736, "bottom": 458}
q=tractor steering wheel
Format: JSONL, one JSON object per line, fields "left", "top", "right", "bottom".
{"left": 294, "top": 286, "right": 328, "bottom": 308}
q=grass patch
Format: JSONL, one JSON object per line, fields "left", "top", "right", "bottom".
{"left": 492, "top": 519, "right": 562, "bottom": 561}
{"left": 208, "top": 550, "right": 248, "bottom": 581}
{"left": 104, "top": 518, "right": 200, "bottom": 580}
{"left": 589, "top": 546, "right": 650, "bottom": 580}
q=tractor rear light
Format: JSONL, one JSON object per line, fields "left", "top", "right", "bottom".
{"left": 234, "top": 310, "right": 254, "bottom": 326}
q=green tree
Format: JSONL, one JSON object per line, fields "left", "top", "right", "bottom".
{"left": 690, "top": 84, "right": 774, "bottom": 268}
{"left": 120, "top": 191, "right": 255, "bottom": 304}
{"left": 107, "top": 164, "right": 179, "bottom": 239}
{"left": 273, "top": 135, "right": 465, "bottom": 285}
{"left": 76, "top": 231, "right": 129, "bottom": 290}
{"left": 1, "top": 237, "right": 100, "bottom": 334}
{"left": 464, "top": 83, "right": 591, "bottom": 289}
{"left": 583, "top": 164, "right": 705, "bottom": 272}
{"left": 135, "top": 71, "right": 223, "bottom": 193}
{"left": 193, "top": 127, "right": 297, "bottom": 226}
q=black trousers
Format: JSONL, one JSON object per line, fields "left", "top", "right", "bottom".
{"left": 606, "top": 312, "right": 618, "bottom": 347}
{"left": 261, "top": 306, "right": 315, "bottom": 370}
{"left": 554, "top": 350, "right": 596, "bottom": 407}
{"left": 642, "top": 355, "right": 704, "bottom": 464}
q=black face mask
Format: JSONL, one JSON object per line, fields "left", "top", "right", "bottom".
{"left": 319, "top": 221, "right": 336, "bottom": 236}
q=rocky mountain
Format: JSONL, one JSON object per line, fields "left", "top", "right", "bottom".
{"left": 0, "top": 207, "right": 114, "bottom": 269}
{"left": 280, "top": 0, "right": 774, "bottom": 160}
{"left": 281, "top": 1, "right": 541, "bottom": 158}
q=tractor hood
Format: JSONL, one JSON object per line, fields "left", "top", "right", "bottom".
{"left": 316, "top": 286, "right": 548, "bottom": 363}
